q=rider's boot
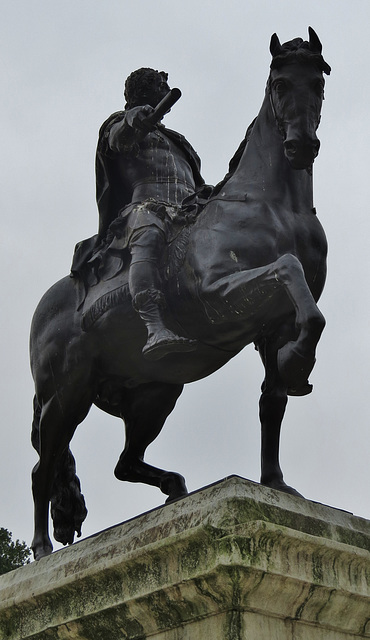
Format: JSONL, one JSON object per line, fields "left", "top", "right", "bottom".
{"left": 130, "top": 263, "right": 197, "bottom": 361}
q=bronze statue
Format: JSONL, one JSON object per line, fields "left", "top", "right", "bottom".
{"left": 30, "top": 28, "right": 330, "bottom": 560}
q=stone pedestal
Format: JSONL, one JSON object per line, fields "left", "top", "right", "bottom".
{"left": 1, "top": 476, "right": 369, "bottom": 639}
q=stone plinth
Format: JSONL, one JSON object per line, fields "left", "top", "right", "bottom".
{"left": 1, "top": 476, "right": 369, "bottom": 639}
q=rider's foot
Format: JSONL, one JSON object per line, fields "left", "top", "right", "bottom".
{"left": 142, "top": 329, "right": 197, "bottom": 361}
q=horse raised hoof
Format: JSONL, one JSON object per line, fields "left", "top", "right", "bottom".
{"left": 142, "top": 331, "right": 197, "bottom": 361}
{"left": 288, "top": 381, "right": 313, "bottom": 396}
{"left": 277, "top": 341, "right": 316, "bottom": 391}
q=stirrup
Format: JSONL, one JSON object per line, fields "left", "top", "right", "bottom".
{"left": 142, "top": 332, "right": 197, "bottom": 361}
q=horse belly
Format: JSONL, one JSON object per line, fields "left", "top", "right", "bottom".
{"left": 93, "top": 307, "right": 238, "bottom": 386}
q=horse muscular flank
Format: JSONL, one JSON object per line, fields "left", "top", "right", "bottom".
{"left": 31, "top": 28, "right": 330, "bottom": 560}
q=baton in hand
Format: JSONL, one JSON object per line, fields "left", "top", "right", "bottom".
{"left": 145, "top": 88, "right": 182, "bottom": 126}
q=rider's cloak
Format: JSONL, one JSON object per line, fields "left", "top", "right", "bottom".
{"left": 71, "top": 112, "right": 205, "bottom": 276}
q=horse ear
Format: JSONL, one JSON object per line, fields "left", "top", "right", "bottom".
{"left": 270, "top": 33, "right": 283, "bottom": 58}
{"left": 308, "top": 27, "right": 322, "bottom": 54}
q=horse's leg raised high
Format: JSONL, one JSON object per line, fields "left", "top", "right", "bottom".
{"left": 199, "top": 253, "right": 325, "bottom": 389}
{"left": 113, "top": 381, "right": 188, "bottom": 502}
{"left": 256, "top": 331, "right": 303, "bottom": 497}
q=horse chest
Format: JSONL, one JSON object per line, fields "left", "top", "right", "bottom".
{"left": 222, "top": 204, "right": 322, "bottom": 260}
{"left": 289, "top": 211, "right": 327, "bottom": 265}
{"left": 191, "top": 201, "right": 325, "bottom": 278}
{"left": 248, "top": 202, "right": 325, "bottom": 257}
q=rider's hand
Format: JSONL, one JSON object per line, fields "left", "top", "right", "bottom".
{"left": 125, "top": 105, "right": 155, "bottom": 133}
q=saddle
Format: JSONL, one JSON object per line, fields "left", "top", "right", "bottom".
{"left": 77, "top": 225, "right": 191, "bottom": 332}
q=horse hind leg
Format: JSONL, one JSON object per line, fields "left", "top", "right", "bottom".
{"left": 31, "top": 389, "right": 92, "bottom": 560}
{"left": 31, "top": 395, "right": 53, "bottom": 559}
{"left": 113, "top": 382, "right": 188, "bottom": 503}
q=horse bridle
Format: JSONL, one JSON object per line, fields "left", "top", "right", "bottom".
{"left": 267, "top": 78, "right": 321, "bottom": 142}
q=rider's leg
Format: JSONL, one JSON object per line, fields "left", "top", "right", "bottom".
{"left": 129, "top": 227, "right": 197, "bottom": 360}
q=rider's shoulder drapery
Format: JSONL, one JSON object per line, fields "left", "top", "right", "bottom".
{"left": 71, "top": 114, "right": 206, "bottom": 278}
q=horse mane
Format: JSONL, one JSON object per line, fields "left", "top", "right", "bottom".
{"left": 212, "top": 118, "right": 256, "bottom": 197}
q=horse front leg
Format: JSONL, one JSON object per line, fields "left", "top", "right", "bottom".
{"left": 199, "top": 253, "right": 325, "bottom": 390}
{"left": 272, "top": 255, "right": 325, "bottom": 391}
{"left": 257, "top": 335, "right": 303, "bottom": 497}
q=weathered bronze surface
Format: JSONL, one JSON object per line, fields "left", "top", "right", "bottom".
{"left": 30, "top": 28, "right": 330, "bottom": 560}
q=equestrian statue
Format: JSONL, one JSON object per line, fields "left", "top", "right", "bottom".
{"left": 30, "top": 28, "right": 331, "bottom": 560}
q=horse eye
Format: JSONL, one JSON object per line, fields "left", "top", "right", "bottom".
{"left": 273, "top": 80, "right": 287, "bottom": 93}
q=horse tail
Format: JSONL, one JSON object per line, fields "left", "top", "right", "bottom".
{"left": 31, "top": 395, "right": 88, "bottom": 546}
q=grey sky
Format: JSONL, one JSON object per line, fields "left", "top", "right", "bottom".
{"left": 1, "top": 0, "right": 369, "bottom": 553}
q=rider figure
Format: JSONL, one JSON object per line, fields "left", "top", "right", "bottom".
{"left": 84, "top": 68, "right": 207, "bottom": 361}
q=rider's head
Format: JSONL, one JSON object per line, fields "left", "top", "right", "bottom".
{"left": 124, "top": 68, "right": 170, "bottom": 109}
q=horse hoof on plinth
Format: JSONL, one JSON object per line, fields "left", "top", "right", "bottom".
{"left": 32, "top": 538, "right": 53, "bottom": 561}
{"left": 261, "top": 478, "right": 304, "bottom": 499}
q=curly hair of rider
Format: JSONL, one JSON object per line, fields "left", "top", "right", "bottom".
{"left": 124, "top": 68, "right": 168, "bottom": 108}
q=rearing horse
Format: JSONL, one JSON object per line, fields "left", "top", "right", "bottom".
{"left": 30, "top": 28, "right": 330, "bottom": 560}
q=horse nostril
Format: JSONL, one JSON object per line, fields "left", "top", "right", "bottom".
{"left": 284, "top": 138, "right": 320, "bottom": 157}
{"left": 284, "top": 140, "right": 297, "bottom": 154}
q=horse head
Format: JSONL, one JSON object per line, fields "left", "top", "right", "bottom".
{"left": 268, "top": 27, "right": 331, "bottom": 170}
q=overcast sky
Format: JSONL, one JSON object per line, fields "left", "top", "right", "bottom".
{"left": 1, "top": 0, "right": 369, "bottom": 554}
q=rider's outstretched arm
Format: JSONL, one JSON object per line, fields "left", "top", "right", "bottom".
{"left": 108, "top": 105, "right": 155, "bottom": 153}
